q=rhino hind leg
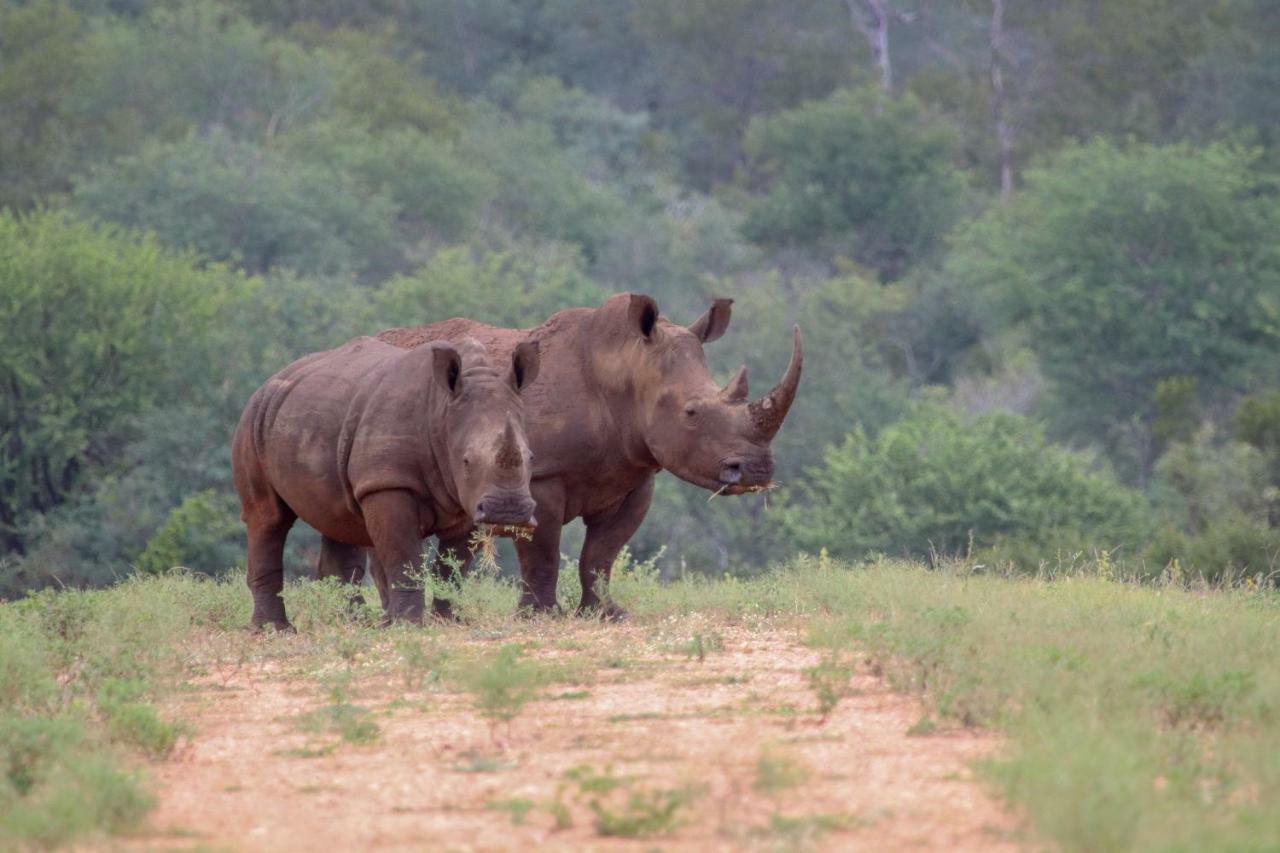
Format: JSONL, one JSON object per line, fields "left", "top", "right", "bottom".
{"left": 428, "top": 531, "right": 476, "bottom": 621}
{"left": 244, "top": 502, "right": 298, "bottom": 633}
{"left": 317, "top": 536, "right": 368, "bottom": 614}
{"left": 577, "top": 477, "right": 655, "bottom": 621}
{"left": 362, "top": 489, "right": 429, "bottom": 625}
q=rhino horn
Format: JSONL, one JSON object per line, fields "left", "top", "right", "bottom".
{"left": 495, "top": 418, "right": 524, "bottom": 470}
{"left": 721, "top": 364, "right": 749, "bottom": 403}
{"left": 747, "top": 326, "right": 803, "bottom": 441}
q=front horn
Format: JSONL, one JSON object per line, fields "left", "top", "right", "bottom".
{"left": 747, "top": 326, "right": 803, "bottom": 440}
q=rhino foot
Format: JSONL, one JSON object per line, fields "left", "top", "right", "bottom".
{"left": 386, "top": 588, "right": 426, "bottom": 625}
{"left": 251, "top": 596, "right": 294, "bottom": 634}
{"left": 515, "top": 599, "right": 561, "bottom": 619}
{"left": 431, "top": 598, "right": 461, "bottom": 622}
{"left": 251, "top": 618, "right": 296, "bottom": 634}
{"left": 576, "top": 601, "right": 628, "bottom": 622}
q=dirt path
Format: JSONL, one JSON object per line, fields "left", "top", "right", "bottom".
{"left": 129, "top": 625, "right": 1017, "bottom": 851}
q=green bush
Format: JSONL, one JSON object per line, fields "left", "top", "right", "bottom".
{"left": 785, "top": 404, "right": 1148, "bottom": 561}
{"left": 136, "top": 490, "right": 243, "bottom": 577}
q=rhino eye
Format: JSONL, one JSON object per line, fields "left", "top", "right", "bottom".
{"left": 683, "top": 404, "right": 697, "bottom": 418}
{"left": 462, "top": 456, "right": 472, "bottom": 467}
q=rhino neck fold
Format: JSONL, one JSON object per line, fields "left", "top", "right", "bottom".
{"left": 578, "top": 333, "right": 662, "bottom": 475}
{"left": 421, "top": 383, "right": 464, "bottom": 520}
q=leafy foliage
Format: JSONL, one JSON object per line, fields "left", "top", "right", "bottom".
{"left": 0, "top": 211, "right": 244, "bottom": 553}
{"left": 743, "top": 87, "right": 968, "bottom": 279}
{"left": 786, "top": 404, "right": 1148, "bottom": 560}
{"left": 951, "top": 141, "right": 1280, "bottom": 478}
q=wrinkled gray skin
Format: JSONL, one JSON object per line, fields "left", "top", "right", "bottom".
{"left": 233, "top": 336, "right": 539, "bottom": 630}
{"left": 319, "top": 292, "right": 803, "bottom": 619}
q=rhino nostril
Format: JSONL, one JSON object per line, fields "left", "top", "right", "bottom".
{"left": 475, "top": 501, "right": 487, "bottom": 518}
{"left": 720, "top": 462, "right": 743, "bottom": 485}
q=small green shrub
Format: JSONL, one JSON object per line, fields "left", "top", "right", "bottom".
{"left": 458, "top": 644, "right": 547, "bottom": 735}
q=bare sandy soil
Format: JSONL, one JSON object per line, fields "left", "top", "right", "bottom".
{"left": 123, "top": 623, "right": 1018, "bottom": 851}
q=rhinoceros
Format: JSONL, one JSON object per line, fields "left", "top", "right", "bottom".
{"left": 232, "top": 335, "right": 540, "bottom": 630}
{"left": 319, "top": 292, "right": 802, "bottom": 619}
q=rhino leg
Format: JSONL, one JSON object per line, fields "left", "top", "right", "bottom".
{"left": 577, "top": 476, "right": 654, "bottom": 621}
{"left": 366, "top": 550, "right": 388, "bottom": 613}
{"left": 514, "top": 488, "right": 564, "bottom": 614}
{"left": 245, "top": 503, "right": 298, "bottom": 633}
{"left": 317, "top": 536, "right": 368, "bottom": 615}
{"left": 362, "top": 489, "right": 427, "bottom": 625}
{"left": 428, "top": 531, "right": 475, "bottom": 620}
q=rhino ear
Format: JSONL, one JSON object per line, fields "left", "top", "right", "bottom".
{"left": 429, "top": 342, "right": 463, "bottom": 397}
{"left": 509, "top": 340, "right": 540, "bottom": 392}
{"left": 689, "top": 298, "right": 733, "bottom": 343}
{"left": 627, "top": 293, "right": 659, "bottom": 341}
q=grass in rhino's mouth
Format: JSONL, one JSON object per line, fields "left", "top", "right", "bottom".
{"left": 707, "top": 482, "right": 777, "bottom": 502}
{"left": 480, "top": 522, "right": 537, "bottom": 538}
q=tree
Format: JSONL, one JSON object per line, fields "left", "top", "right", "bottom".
{"left": 0, "top": 211, "right": 245, "bottom": 553}
{"left": 950, "top": 140, "right": 1280, "bottom": 481}
{"left": 842, "top": 0, "right": 915, "bottom": 91}
{"left": 742, "top": 87, "right": 968, "bottom": 279}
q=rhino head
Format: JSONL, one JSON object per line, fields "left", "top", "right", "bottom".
{"left": 427, "top": 338, "right": 541, "bottom": 527}
{"left": 593, "top": 293, "right": 803, "bottom": 494}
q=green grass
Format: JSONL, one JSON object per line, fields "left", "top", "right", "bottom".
{"left": 4, "top": 554, "right": 1280, "bottom": 848}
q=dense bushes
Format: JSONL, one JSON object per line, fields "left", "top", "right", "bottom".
{"left": 1, "top": 0, "right": 1278, "bottom": 588}
{"left": 785, "top": 405, "right": 1148, "bottom": 561}
{"left": 0, "top": 211, "right": 245, "bottom": 555}
{"left": 950, "top": 141, "right": 1280, "bottom": 479}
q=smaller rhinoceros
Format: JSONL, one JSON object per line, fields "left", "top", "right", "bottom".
{"left": 231, "top": 336, "right": 539, "bottom": 630}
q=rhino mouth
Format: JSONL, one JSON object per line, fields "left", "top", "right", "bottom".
{"left": 675, "top": 470, "right": 774, "bottom": 497}
{"left": 478, "top": 521, "right": 537, "bottom": 539}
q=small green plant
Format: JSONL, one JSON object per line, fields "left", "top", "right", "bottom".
{"left": 451, "top": 749, "right": 513, "bottom": 773}
{"left": 396, "top": 635, "right": 449, "bottom": 691}
{"left": 680, "top": 632, "right": 725, "bottom": 662}
{"left": 906, "top": 716, "right": 938, "bottom": 737}
{"left": 758, "top": 813, "right": 855, "bottom": 848}
{"left": 562, "top": 764, "right": 700, "bottom": 838}
{"left": 547, "top": 788, "right": 574, "bottom": 830}
{"left": 589, "top": 785, "right": 701, "bottom": 838}
{"left": 459, "top": 644, "right": 547, "bottom": 738}
{"left": 292, "top": 673, "right": 379, "bottom": 746}
{"left": 806, "top": 651, "right": 854, "bottom": 719}
{"left": 486, "top": 797, "right": 536, "bottom": 825}
{"left": 754, "top": 748, "right": 810, "bottom": 798}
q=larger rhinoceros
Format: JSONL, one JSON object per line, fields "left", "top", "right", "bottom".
{"left": 232, "top": 336, "right": 540, "bottom": 630}
{"left": 319, "top": 292, "right": 802, "bottom": 619}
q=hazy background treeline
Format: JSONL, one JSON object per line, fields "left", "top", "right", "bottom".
{"left": 2, "top": 0, "right": 1278, "bottom": 595}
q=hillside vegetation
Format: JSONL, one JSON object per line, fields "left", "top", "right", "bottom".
{"left": 2, "top": 0, "right": 1279, "bottom": 591}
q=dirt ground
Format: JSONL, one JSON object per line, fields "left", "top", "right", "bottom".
{"left": 124, "top": 624, "right": 1018, "bottom": 851}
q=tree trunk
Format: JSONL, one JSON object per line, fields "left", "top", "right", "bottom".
{"left": 845, "top": 0, "right": 892, "bottom": 91}
{"left": 989, "top": 0, "right": 1016, "bottom": 198}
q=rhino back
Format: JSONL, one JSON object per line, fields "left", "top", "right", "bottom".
{"left": 248, "top": 338, "right": 406, "bottom": 526}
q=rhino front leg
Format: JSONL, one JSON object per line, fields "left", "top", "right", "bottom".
{"left": 514, "top": 482, "right": 565, "bottom": 614}
{"left": 578, "top": 476, "right": 654, "bottom": 620}
{"left": 429, "top": 530, "right": 476, "bottom": 620}
{"left": 362, "top": 489, "right": 427, "bottom": 624}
